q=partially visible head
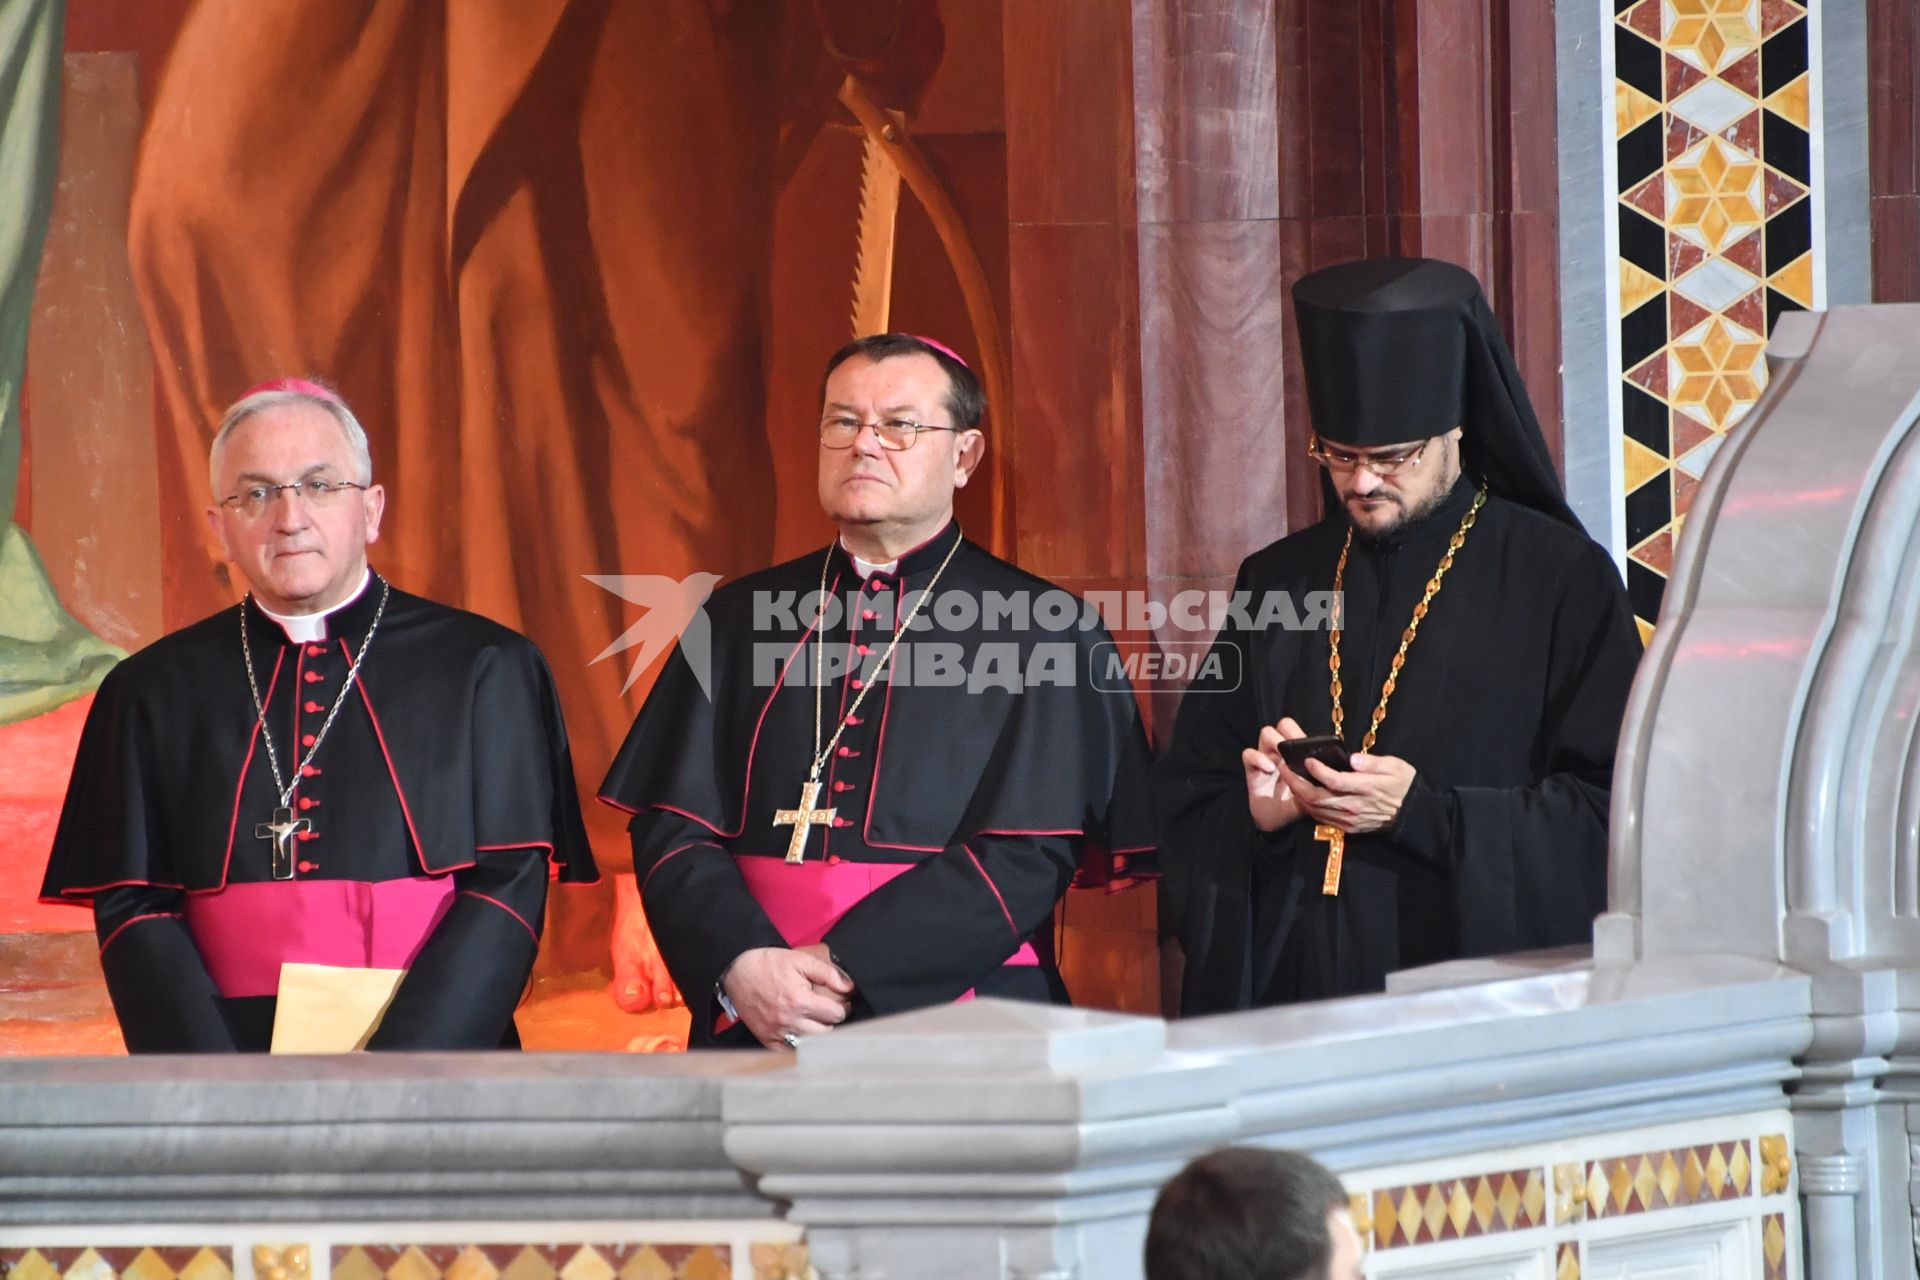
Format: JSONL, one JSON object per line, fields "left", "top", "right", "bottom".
{"left": 203, "top": 379, "right": 385, "bottom": 615}
{"left": 816, "top": 335, "right": 986, "bottom": 557}
{"left": 1144, "top": 1147, "right": 1362, "bottom": 1280}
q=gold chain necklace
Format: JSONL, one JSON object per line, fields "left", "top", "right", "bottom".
{"left": 771, "top": 529, "right": 963, "bottom": 863}
{"left": 1315, "top": 486, "right": 1487, "bottom": 895}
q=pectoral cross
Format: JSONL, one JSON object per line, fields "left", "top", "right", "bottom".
{"left": 1314, "top": 823, "right": 1345, "bottom": 896}
{"left": 774, "top": 779, "right": 838, "bottom": 864}
{"left": 257, "top": 806, "right": 311, "bottom": 880}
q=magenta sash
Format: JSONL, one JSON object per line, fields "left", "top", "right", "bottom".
{"left": 733, "top": 855, "right": 1037, "bottom": 989}
{"left": 183, "top": 876, "right": 456, "bottom": 998}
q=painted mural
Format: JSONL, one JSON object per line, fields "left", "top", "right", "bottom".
{"left": 1, "top": 0, "right": 1033, "bottom": 1053}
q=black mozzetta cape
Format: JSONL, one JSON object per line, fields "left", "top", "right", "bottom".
{"left": 599, "top": 523, "right": 1157, "bottom": 1047}
{"left": 40, "top": 577, "right": 596, "bottom": 1052}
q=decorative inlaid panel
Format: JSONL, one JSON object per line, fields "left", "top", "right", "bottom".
{"left": 1612, "top": 0, "right": 1820, "bottom": 635}
{"left": 1368, "top": 1168, "right": 1547, "bottom": 1249}
{"left": 1762, "top": 1211, "right": 1788, "bottom": 1280}
{"left": 0, "top": 1251, "right": 231, "bottom": 1280}
{"left": 331, "top": 1246, "right": 729, "bottom": 1280}
{"left": 1583, "top": 1140, "right": 1752, "bottom": 1218}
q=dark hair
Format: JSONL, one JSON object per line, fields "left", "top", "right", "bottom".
{"left": 1144, "top": 1147, "right": 1348, "bottom": 1280}
{"left": 820, "top": 333, "right": 987, "bottom": 429}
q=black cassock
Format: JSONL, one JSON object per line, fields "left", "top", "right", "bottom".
{"left": 1155, "top": 479, "right": 1642, "bottom": 1013}
{"left": 598, "top": 522, "right": 1156, "bottom": 1047}
{"left": 39, "top": 577, "right": 596, "bottom": 1052}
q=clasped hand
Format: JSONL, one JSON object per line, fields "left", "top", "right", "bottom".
{"left": 1241, "top": 716, "right": 1415, "bottom": 835}
{"left": 720, "top": 942, "right": 855, "bottom": 1051}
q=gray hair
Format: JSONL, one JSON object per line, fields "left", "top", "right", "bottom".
{"left": 208, "top": 384, "right": 374, "bottom": 496}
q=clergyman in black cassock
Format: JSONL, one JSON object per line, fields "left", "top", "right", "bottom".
{"left": 39, "top": 380, "right": 595, "bottom": 1052}
{"left": 600, "top": 335, "right": 1155, "bottom": 1050}
{"left": 1155, "top": 259, "right": 1642, "bottom": 1014}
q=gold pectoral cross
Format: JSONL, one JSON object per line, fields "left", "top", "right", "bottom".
{"left": 1314, "top": 823, "right": 1345, "bottom": 896}
{"left": 774, "top": 779, "right": 838, "bottom": 864}
{"left": 257, "top": 806, "right": 311, "bottom": 880}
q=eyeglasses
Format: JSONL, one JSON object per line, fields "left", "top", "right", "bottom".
{"left": 820, "top": 415, "right": 965, "bottom": 451}
{"left": 1306, "top": 436, "right": 1432, "bottom": 476}
{"left": 218, "top": 478, "right": 369, "bottom": 519}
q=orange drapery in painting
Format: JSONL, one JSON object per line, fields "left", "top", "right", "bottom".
{"left": 126, "top": 1, "right": 872, "bottom": 903}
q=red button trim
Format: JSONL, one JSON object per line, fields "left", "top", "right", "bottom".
{"left": 847, "top": 715, "right": 863, "bottom": 726}
{"left": 297, "top": 860, "right": 319, "bottom": 873}
{"left": 301, "top": 765, "right": 321, "bottom": 777}
{"left": 833, "top": 780, "right": 854, "bottom": 793}
{"left": 300, "top": 734, "right": 316, "bottom": 746}
{"left": 296, "top": 830, "right": 319, "bottom": 841}
{"left": 851, "top": 677, "right": 864, "bottom": 689}
{"left": 826, "top": 855, "right": 842, "bottom": 865}
{"left": 862, "top": 610, "right": 877, "bottom": 622}
{"left": 304, "top": 700, "right": 324, "bottom": 713}
{"left": 305, "top": 645, "right": 324, "bottom": 657}
{"left": 304, "top": 671, "right": 323, "bottom": 684}
{"left": 298, "top": 796, "right": 319, "bottom": 810}
{"left": 857, "top": 644, "right": 871, "bottom": 656}
{"left": 832, "top": 817, "right": 852, "bottom": 828}
{"left": 837, "top": 746, "right": 856, "bottom": 758}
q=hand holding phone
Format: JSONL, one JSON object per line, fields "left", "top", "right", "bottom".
{"left": 1277, "top": 733, "right": 1352, "bottom": 777}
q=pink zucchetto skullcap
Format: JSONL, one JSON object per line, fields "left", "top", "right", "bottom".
{"left": 911, "top": 336, "right": 969, "bottom": 368}
{"left": 239, "top": 376, "right": 342, "bottom": 403}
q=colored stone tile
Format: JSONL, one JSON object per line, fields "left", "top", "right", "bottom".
{"left": 1771, "top": 252, "right": 1814, "bottom": 306}
{"left": 1557, "top": 1242, "right": 1581, "bottom": 1280}
{"left": 1671, "top": 77, "right": 1752, "bottom": 133}
{"left": 1763, "top": 1213, "right": 1788, "bottom": 1280}
{"left": 1618, "top": 81, "right": 1664, "bottom": 137}
{"left": 1765, "top": 73, "right": 1810, "bottom": 128}
{"left": 1720, "top": 49, "right": 1763, "bottom": 98}
{"left": 1673, "top": 255, "right": 1757, "bottom": 311}
{"left": 1669, "top": 232, "right": 1708, "bottom": 278}
{"left": 1667, "top": 115, "right": 1707, "bottom": 161}
{"left": 1675, "top": 469, "right": 1702, "bottom": 519}
{"left": 1723, "top": 109, "right": 1760, "bottom": 154}
{"left": 1624, "top": 172, "right": 1667, "bottom": 220}
{"left": 1625, "top": 436, "right": 1670, "bottom": 492}
{"left": 1621, "top": 258, "right": 1667, "bottom": 314}
{"left": 1761, "top": 0, "right": 1805, "bottom": 37}
{"left": 1666, "top": 51, "right": 1706, "bottom": 99}
{"left": 1764, "top": 169, "right": 1807, "bottom": 215}
{"left": 1626, "top": 0, "right": 1664, "bottom": 42}
{"left": 1628, "top": 349, "right": 1670, "bottom": 399}
{"left": 1632, "top": 529, "right": 1677, "bottom": 574}
{"left": 1670, "top": 290, "right": 1711, "bottom": 338}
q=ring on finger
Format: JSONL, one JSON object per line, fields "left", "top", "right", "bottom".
{"left": 781, "top": 1031, "right": 801, "bottom": 1050}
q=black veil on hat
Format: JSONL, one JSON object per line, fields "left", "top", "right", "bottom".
{"left": 1291, "top": 257, "right": 1581, "bottom": 529}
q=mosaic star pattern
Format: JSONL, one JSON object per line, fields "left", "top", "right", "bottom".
{"left": 1614, "top": 0, "right": 1818, "bottom": 636}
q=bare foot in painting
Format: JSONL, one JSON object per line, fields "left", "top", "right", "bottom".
{"left": 611, "top": 871, "right": 683, "bottom": 1012}
{"left": 625, "top": 1032, "right": 687, "bottom": 1053}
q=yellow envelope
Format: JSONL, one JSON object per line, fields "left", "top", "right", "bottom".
{"left": 270, "top": 962, "right": 407, "bottom": 1053}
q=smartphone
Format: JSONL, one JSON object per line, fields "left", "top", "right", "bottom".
{"left": 1278, "top": 733, "right": 1352, "bottom": 776}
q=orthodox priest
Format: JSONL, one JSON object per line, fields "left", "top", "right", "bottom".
{"left": 41, "top": 380, "right": 595, "bottom": 1052}
{"left": 1155, "top": 258, "right": 1642, "bottom": 1014}
{"left": 600, "top": 334, "right": 1155, "bottom": 1050}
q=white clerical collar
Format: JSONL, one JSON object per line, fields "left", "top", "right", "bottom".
{"left": 259, "top": 567, "right": 372, "bottom": 643}
{"left": 839, "top": 538, "right": 899, "bottom": 580}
